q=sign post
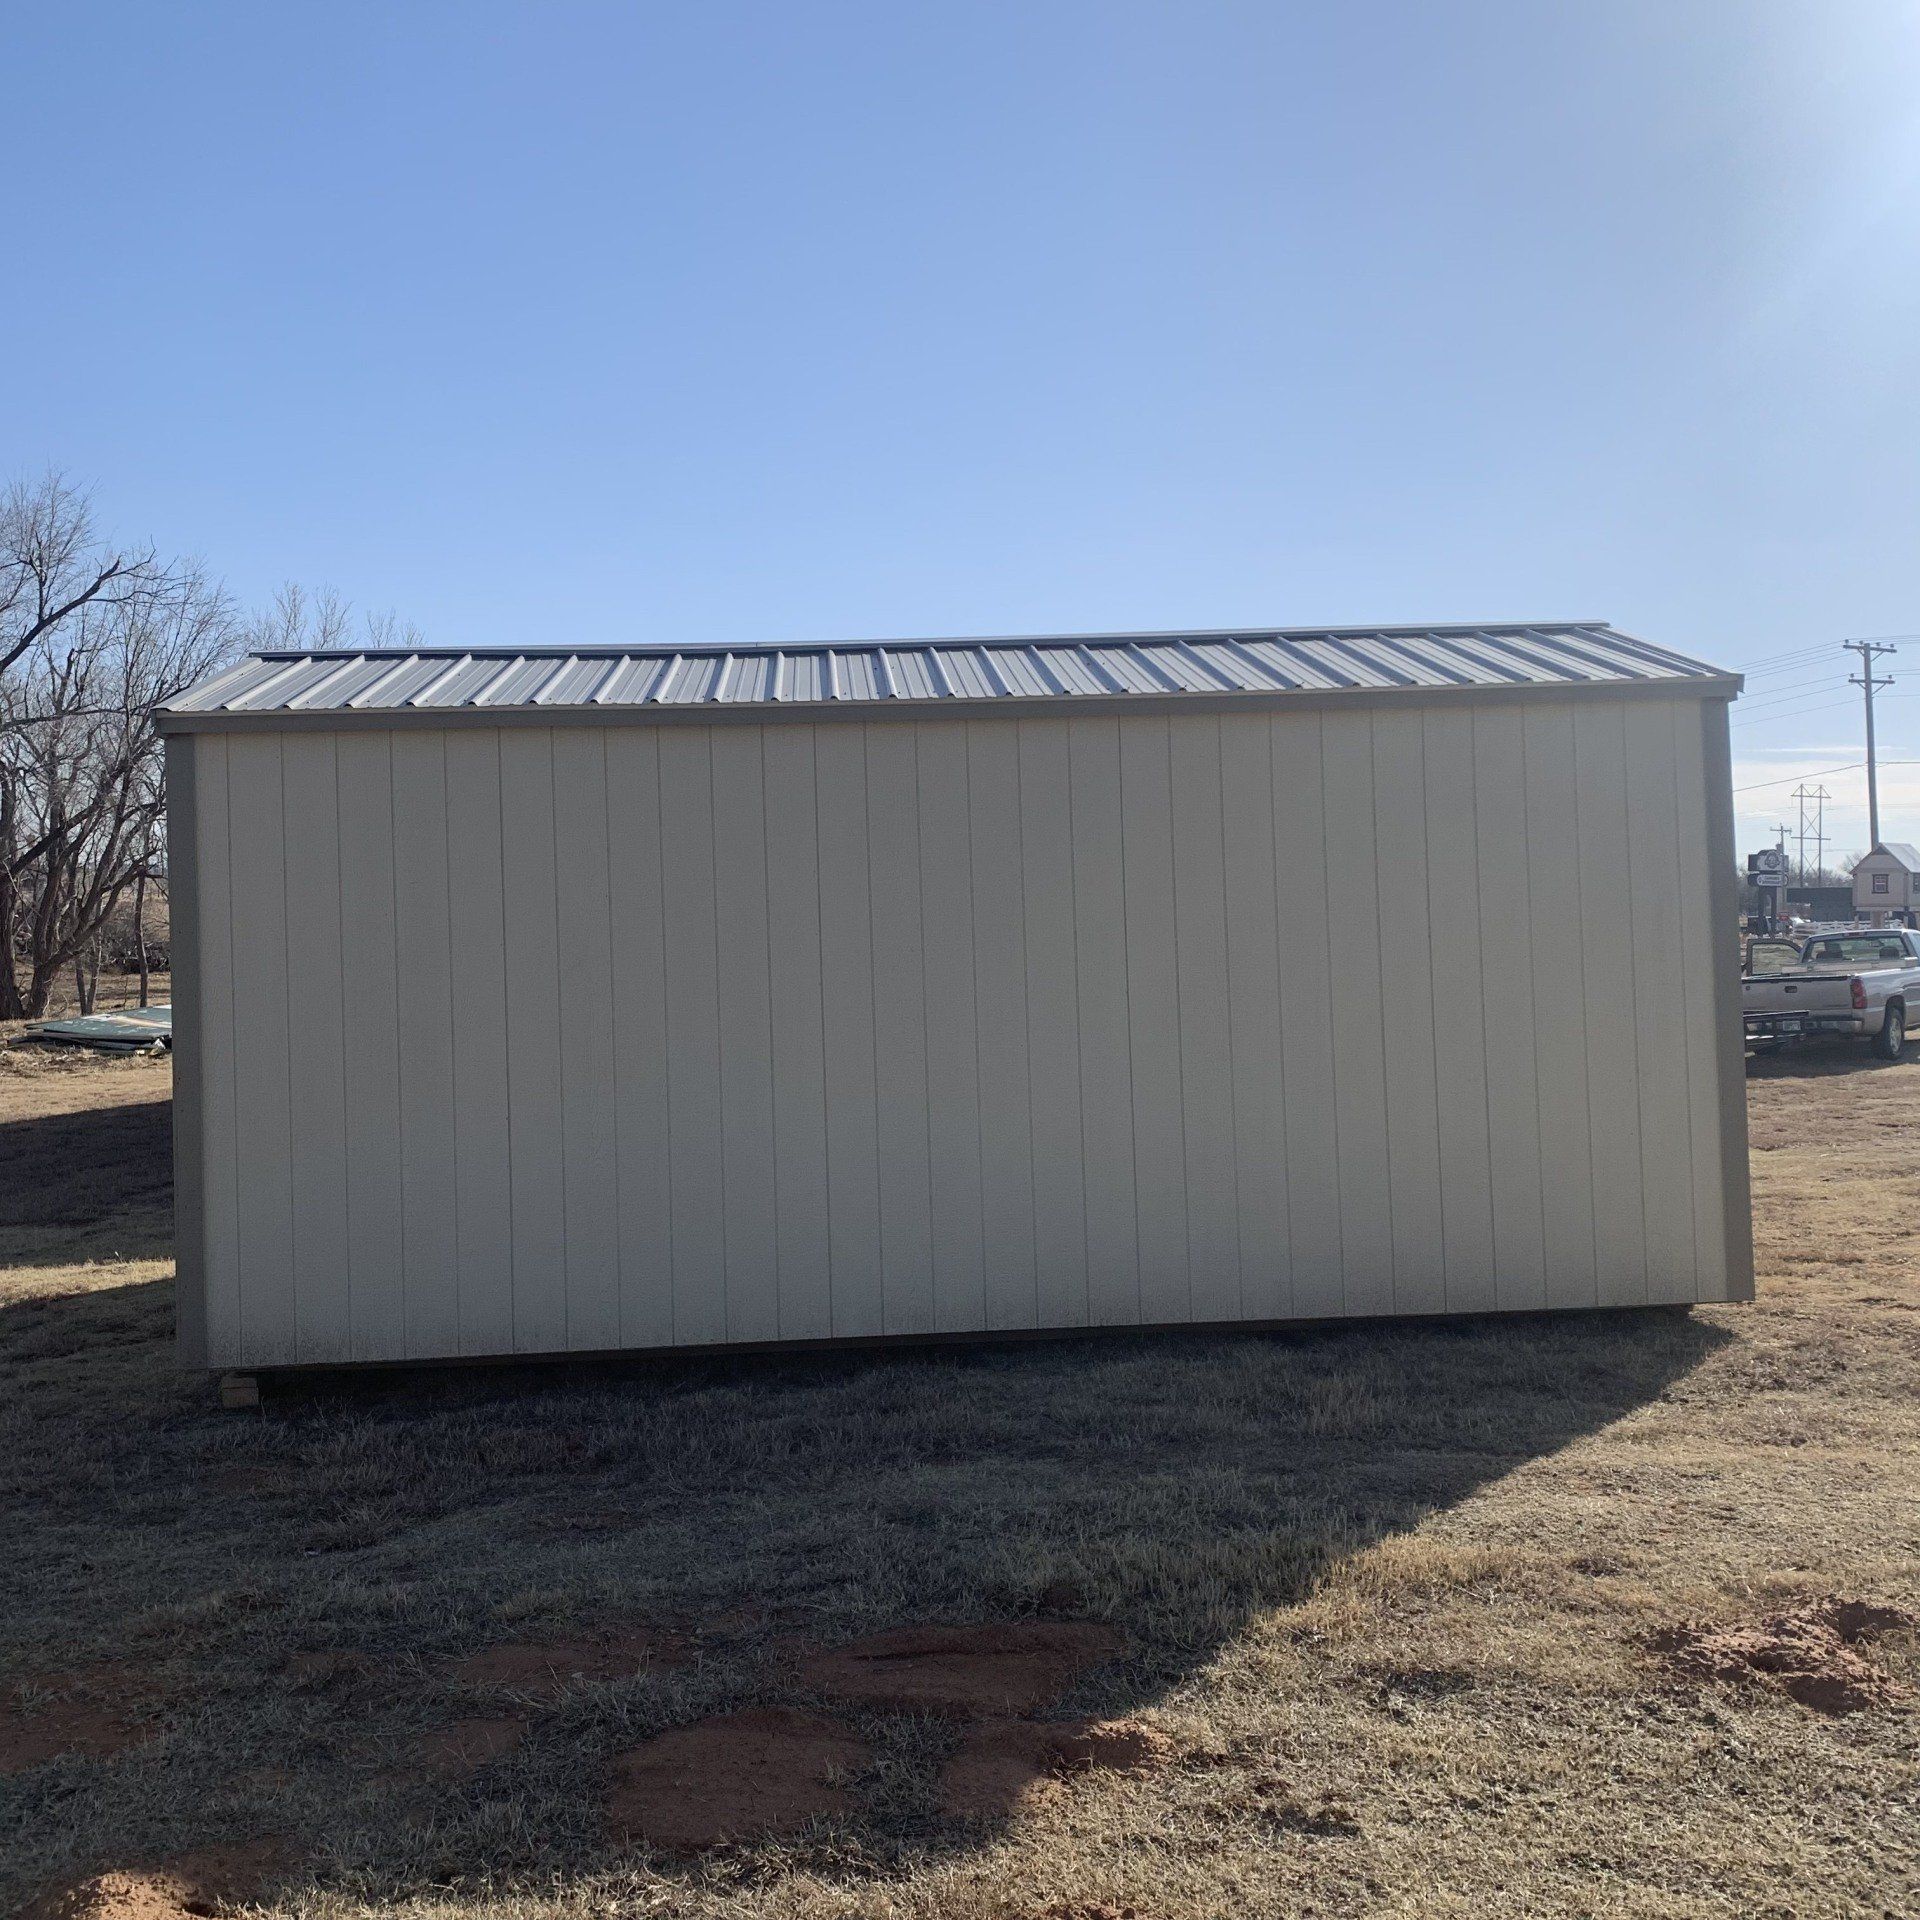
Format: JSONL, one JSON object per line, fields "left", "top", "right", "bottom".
{"left": 1748, "top": 847, "right": 1787, "bottom": 935}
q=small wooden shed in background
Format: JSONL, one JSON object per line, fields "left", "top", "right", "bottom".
{"left": 1851, "top": 842, "right": 1920, "bottom": 924}
{"left": 160, "top": 621, "right": 1752, "bottom": 1373}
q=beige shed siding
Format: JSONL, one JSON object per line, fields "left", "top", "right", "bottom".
{"left": 175, "top": 697, "right": 1747, "bottom": 1368}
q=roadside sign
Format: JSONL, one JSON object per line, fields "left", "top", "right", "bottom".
{"left": 1748, "top": 848, "right": 1787, "bottom": 876}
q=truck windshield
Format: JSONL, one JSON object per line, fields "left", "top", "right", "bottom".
{"left": 1803, "top": 935, "right": 1910, "bottom": 968}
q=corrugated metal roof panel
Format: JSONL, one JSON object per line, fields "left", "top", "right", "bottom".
{"left": 221, "top": 656, "right": 338, "bottom": 711}
{"left": 161, "top": 623, "right": 1737, "bottom": 724}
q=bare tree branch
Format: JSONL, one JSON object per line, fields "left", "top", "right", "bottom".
{"left": 0, "top": 478, "right": 240, "bottom": 1017}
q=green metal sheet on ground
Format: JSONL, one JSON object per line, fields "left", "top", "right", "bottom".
{"left": 28, "top": 1005, "right": 172, "bottom": 1052}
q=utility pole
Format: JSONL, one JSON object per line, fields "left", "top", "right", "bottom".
{"left": 1845, "top": 639, "right": 1898, "bottom": 849}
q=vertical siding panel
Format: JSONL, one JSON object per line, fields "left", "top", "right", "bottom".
{"left": 1470, "top": 707, "right": 1547, "bottom": 1309}
{"left": 445, "top": 732, "right": 516, "bottom": 1355}
{"left": 1672, "top": 702, "right": 1733, "bottom": 1298}
{"left": 192, "top": 737, "right": 243, "bottom": 1365}
{"left": 1068, "top": 718, "right": 1140, "bottom": 1326}
{"left": 336, "top": 733, "right": 405, "bottom": 1358}
{"left": 1421, "top": 708, "right": 1497, "bottom": 1313}
{"left": 1523, "top": 706, "right": 1598, "bottom": 1307}
{"left": 1118, "top": 716, "right": 1190, "bottom": 1320}
{"left": 1623, "top": 702, "right": 1698, "bottom": 1304}
{"left": 225, "top": 735, "right": 296, "bottom": 1365}
{"left": 605, "top": 731, "right": 675, "bottom": 1345}
{"left": 498, "top": 730, "right": 568, "bottom": 1351}
{"left": 391, "top": 733, "right": 459, "bottom": 1358}
{"left": 1318, "top": 710, "right": 1393, "bottom": 1315}
{"left": 280, "top": 734, "right": 351, "bottom": 1362}
{"left": 1574, "top": 704, "right": 1649, "bottom": 1305}
{"left": 761, "top": 728, "right": 833, "bottom": 1339}
{"left": 1698, "top": 701, "right": 1756, "bottom": 1301}
{"left": 657, "top": 728, "right": 727, "bottom": 1344}
{"left": 918, "top": 722, "right": 987, "bottom": 1331}
{"left": 865, "top": 723, "right": 936, "bottom": 1335}
{"left": 1369, "top": 710, "right": 1446, "bottom": 1313}
{"left": 167, "top": 738, "right": 208, "bottom": 1365}
{"left": 709, "top": 727, "right": 781, "bottom": 1341}
{"left": 1168, "top": 718, "right": 1241, "bottom": 1319}
{"left": 1219, "top": 714, "right": 1290, "bottom": 1318}
{"left": 1269, "top": 714, "right": 1342, "bottom": 1316}
{"left": 1018, "top": 719, "right": 1090, "bottom": 1327}
{"left": 969, "top": 721, "right": 1039, "bottom": 1328}
{"left": 814, "top": 726, "right": 884, "bottom": 1336}
{"left": 552, "top": 730, "right": 622, "bottom": 1349}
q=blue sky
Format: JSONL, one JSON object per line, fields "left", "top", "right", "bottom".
{"left": 8, "top": 2, "right": 1919, "bottom": 859}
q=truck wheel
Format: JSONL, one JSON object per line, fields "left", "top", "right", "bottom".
{"left": 1875, "top": 1001, "right": 1906, "bottom": 1061}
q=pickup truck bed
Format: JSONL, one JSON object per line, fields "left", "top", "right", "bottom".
{"left": 1742, "top": 927, "right": 1920, "bottom": 1057}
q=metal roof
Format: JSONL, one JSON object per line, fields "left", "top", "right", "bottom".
{"left": 161, "top": 622, "right": 1738, "bottom": 728}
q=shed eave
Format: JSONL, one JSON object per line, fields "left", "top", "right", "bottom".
{"left": 156, "top": 672, "right": 1743, "bottom": 735}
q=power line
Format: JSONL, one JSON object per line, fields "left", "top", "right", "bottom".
{"left": 1734, "top": 760, "right": 1864, "bottom": 793}
{"left": 1733, "top": 640, "right": 1849, "bottom": 672}
{"left": 1732, "top": 695, "right": 1866, "bottom": 727}
{"left": 1741, "top": 648, "right": 1845, "bottom": 679}
{"left": 1738, "top": 669, "right": 1850, "bottom": 700}
{"left": 1730, "top": 635, "right": 1920, "bottom": 674}
{"left": 1733, "top": 757, "right": 1920, "bottom": 794}
{"left": 1732, "top": 677, "right": 1851, "bottom": 716}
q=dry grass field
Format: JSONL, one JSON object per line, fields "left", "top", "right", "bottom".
{"left": 1, "top": 1041, "right": 1915, "bottom": 1919}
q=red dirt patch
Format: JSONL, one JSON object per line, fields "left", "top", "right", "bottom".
{"left": 801, "top": 1621, "right": 1125, "bottom": 1716}
{"left": 413, "top": 1714, "right": 528, "bottom": 1778}
{"left": 1651, "top": 1595, "right": 1916, "bottom": 1714}
{"left": 20, "top": 1842, "right": 284, "bottom": 1920}
{"left": 941, "top": 1717, "right": 1172, "bottom": 1818}
{"left": 449, "top": 1629, "right": 691, "bottom": 1701}
{"left": 0, "top": 1666, "right": 160, "bottom": 1775}
{"left": 607, "top": 1705, "right": 869, "bottom": 1850}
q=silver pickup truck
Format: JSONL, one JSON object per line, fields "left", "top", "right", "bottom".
{"left": 1742, "top": 926, "right": 1920, "bottom": 1058}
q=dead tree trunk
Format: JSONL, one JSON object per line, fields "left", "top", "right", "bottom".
{"left": 134, "top": 863, "right": 149, "bottom": 1006}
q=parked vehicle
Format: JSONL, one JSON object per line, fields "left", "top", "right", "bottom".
{"left": 1741, "top": 926, "right": 1920, "bottom": 1058}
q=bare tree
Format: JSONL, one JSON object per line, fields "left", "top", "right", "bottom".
{"left": 0, "top": 475, "right": 162, "bottom": 686}
{"left": 1, "top": 477, "right": 239, "bottom": 1018}
{"left": 249, "top": 579, "right": 423, "bottom": 653}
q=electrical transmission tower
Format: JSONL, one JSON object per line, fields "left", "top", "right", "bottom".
{"left": 1791, "top": 782, "right": 1831, "bottom": 883}
{"left": 1845, "top": 639, "right": 1898, "bottom": 847}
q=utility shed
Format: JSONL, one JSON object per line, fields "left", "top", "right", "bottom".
{"left": 160, "top": 621, "right": 1753, "bottom": 1371}
{"left": 1851, "top": 843, "right": 1920, "bottom": 922}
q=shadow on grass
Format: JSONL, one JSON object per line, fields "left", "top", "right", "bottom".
{"left": 0, "top": 1257, "right": 1732, "bottom": 1907}
{"left": 0, "top": 1090, "right": 174, "bottom": 1268}
{"left": 1744, "top": 1036, "right": 1918, "bottom": 1079}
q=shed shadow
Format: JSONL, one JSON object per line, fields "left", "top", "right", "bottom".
{"left": 1, "top": 1255, "right": 1729, "bottom": 1904}
{"left": 0, "top": 1089, "right": 174, "bottom": 1269}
